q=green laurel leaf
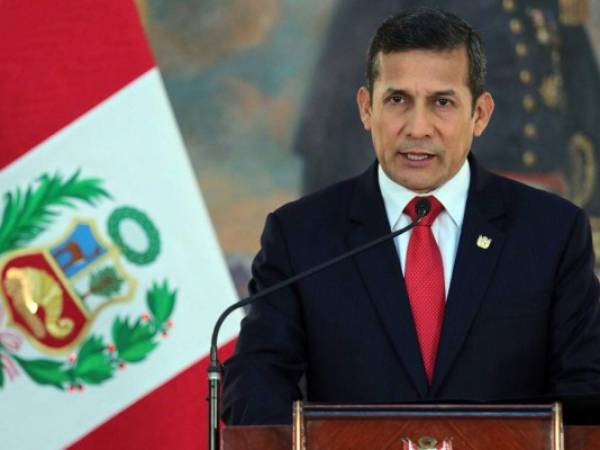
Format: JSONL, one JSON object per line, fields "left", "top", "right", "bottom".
{"left": 112, "top": 317, "right": 158, "bottom": 363}
{"left": 78, "top": 335, "right": 106, "bottom": 361}
{"left": 1, "top": 282, "right": 178, "bottom": 392}
{"left": 73, "top": 336, "right": 114, "bottom": 384}
{"left": 147, "top": 280, "right": 176, "bottom": 325}
{"left": 74, "top": 354, "right": 114, "bottom": 385}
{"left": 13, "top": 356, "right": 69, "bottom": 390}
{"left": 0, "top": 170, "right": 110, "bottom": 255}
{"left": 119, "top": 340, "right": 158, "bottom": 363}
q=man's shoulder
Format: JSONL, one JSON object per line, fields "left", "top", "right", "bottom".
{"left": 272, "top": 166, "right": 372, "bottom": 224}
{"left": 482, "top": 168, "right": 585, "bottom": 222}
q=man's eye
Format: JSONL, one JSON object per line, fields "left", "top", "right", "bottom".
{"left": 388, "top": 95, "right": 404, "bottom": 104}
{"left": 436, "top": 98, "right": 452, "bottom": 106}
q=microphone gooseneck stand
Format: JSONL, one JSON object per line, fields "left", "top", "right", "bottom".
{"left": 207, "top": 198, "right": 432, "bottom": 450}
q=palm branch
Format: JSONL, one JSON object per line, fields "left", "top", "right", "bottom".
{"left": 0, "top": 171, "right": 110, "bottom": 254}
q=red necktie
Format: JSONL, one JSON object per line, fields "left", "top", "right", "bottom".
{"left": 404, "top": 196, "right": 445, "bottom": 384}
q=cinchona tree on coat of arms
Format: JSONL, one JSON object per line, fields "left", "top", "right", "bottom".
{"left": 0, "top": 171, "right": 177, "bottom": 391}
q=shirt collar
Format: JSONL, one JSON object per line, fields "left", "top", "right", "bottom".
{"left": 378, "top": 158, "right": 471, "bottom": 229}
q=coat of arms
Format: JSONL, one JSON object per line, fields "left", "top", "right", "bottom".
{"left": 0, "top": 171, "right": 177, "bottom": 391}
{"left": 403, "top": 437, "right": 453, "bottom": 450}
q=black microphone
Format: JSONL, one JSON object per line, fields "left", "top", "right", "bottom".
{"left": 415, "top": 197, "right": 431, "bottom": 219}
{"left": 207, "top": 197, "right": 431, "bottom": 450}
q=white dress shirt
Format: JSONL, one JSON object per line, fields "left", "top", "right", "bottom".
{"left": 378, "top": 160, "right": 470, "bottom": 297}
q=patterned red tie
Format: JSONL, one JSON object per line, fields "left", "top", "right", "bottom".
{"left": 404, "top": 196, "right": 445, "bottom": 384}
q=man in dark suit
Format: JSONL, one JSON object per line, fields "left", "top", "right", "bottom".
{"left": 294, "top": 0, "right": 600, "bottom": 264}
{"left": 222, "top": 7, "right": 600, "bottom": 425}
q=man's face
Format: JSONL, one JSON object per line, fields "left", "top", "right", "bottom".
{"left": 357, "top": 47, "right": 494, "bottom": 192}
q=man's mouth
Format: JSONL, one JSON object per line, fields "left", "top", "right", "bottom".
{"left": 403, "top": 153, "right": 433, "bottom": 161}
{"left": 399, "top": 152, "right": 436, "bottom": 162}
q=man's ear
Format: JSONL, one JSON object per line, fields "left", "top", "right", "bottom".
{"left": 356, "top": 86, "right": 373, "bottom": 131}
{"left": 473, "top": 91, "right": 495, "bottom": 137}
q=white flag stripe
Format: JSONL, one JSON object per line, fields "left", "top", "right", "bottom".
{"left": 0, "top": 69, "right": 239, "bottom": 450}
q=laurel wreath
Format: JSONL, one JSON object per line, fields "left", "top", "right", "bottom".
{"left": 0, "top": 171, "right": 178, "bottom": 391}
{"left": 108, "top": 206, "right": 161, "bottom": 265}
{"left": 0, "top": 281, "right": 176, "bottom": 390}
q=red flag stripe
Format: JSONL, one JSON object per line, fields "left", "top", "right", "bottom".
{"left": 0, "top": 0, "right": 154, "bottom": 169}
{"left": 69, "top": 339, "right": 237, "bottom": 450}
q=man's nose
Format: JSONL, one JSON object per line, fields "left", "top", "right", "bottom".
{"left": 405, "top": 105, "right": 433, "bottom": 139}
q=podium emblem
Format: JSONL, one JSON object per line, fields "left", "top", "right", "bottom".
{"left": 402, "top": 436, "right": 453, "bottom": 450}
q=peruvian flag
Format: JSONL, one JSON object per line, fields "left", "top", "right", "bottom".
{"left": 0, "top": 2, "right": 238, "bottom": 449}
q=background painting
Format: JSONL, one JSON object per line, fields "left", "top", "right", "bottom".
{"left": 136, "top": 0, "right": 600, "bottom": 296}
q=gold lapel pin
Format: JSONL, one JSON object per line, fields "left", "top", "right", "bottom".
{"left": 476, "top": 235, "right": 492, "bottom": 249}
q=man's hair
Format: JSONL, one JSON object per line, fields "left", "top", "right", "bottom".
{"left": 366, "top": 7, "right": 487, "bottom": 106}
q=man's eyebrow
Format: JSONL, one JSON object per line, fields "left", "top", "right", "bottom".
{"left": 382, "top": 88, "right": 410, "bottom": 96}
{"left": 381, "top": 88, "right": 458, "bottom": 97}
{"left": 431, "top": 89, "right": 457, "bottom": 97}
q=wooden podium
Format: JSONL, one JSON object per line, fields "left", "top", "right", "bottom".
{"left": 222, "top": 402, "right": 600, "bottom": 449}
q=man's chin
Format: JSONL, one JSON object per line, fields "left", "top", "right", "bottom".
{"left": 388, "top": 172, "right": 440, "bottom": 193}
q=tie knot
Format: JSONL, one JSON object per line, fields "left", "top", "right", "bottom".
{"left": 404, "top": 196, "right": 443, "bottom": 226}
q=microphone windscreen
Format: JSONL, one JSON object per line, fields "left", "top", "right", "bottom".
{"left": 415, "top": 197, "right": 431, "bottom": 218}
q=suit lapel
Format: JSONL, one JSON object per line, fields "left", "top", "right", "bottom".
{"left": 431, "top": 158, "right": 507, "bottom": 395}
{"left": 347, "top": 164, "right": 429, "bottom": 398}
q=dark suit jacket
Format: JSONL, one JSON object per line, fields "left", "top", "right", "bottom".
{"left": 222, "top": 157, "right": 600, "bottom": 425}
